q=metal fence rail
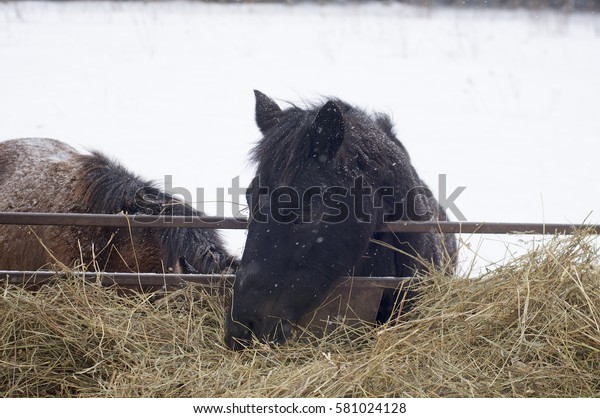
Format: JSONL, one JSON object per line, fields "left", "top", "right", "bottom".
{"left": 1, "top": 211, "right": 598, "bottom": 234}
{"left": 0, "top": 270, "right": 404, "bottom": 289}
{"left": 1, "top": 270, "right": 235, "bottom": 288}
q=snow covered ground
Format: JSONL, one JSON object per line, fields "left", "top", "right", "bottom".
{"left": 1, "top": 1, "right": 599, "bottom": 274}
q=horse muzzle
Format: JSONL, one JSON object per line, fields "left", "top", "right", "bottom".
{"left": 223, "top": 310, "right": 291, "bottom": 351}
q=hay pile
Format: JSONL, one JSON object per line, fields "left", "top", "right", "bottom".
{"left": 1, "top": 233, "right": 599, "bottom": 397}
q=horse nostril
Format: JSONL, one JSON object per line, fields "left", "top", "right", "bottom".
{"left": 271, "top": 320, "right": 292, "bottom": 346}
{"left": 224, "top": 317, "right": 257, "bottom": 351}
{"left": 228, "top": 336, "right": 249, "bottom": 351}
{"left": 225, "top": 330, "right": 250, "bottom": 351}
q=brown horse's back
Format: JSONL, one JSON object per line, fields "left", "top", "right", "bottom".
{"left": 0, "top": 138, "right": 82, "bottom": 211}
{"left": 0, "top": 138, "right": 88, "bottom": 270}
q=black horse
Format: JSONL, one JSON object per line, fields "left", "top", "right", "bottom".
{"left": 224, "top": 91, "right": 457, "bottom": 350}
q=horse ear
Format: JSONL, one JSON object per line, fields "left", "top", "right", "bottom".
{"left": 254, "top": 90, "right": 282, "bottom": 133}
{"left": 310, "top": 100, "right": 345, "bottom": 162}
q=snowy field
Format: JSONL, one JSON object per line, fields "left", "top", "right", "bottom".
{"left": 0, "top": 1, "right": 599, "bottom": 274}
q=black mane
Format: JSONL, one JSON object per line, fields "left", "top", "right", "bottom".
{"left": 250, "top": 99, "right": 414, "bottom": 187}
{"left": 76, "top": 151, "right": 234, "bottom": 273}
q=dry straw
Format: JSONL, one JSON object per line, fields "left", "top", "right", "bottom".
{"left": 1, "top": 232, "right": 599, "bottom": 397}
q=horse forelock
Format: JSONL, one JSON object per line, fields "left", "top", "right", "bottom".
{"left": 250, "top": 98, "right": 408, "bottom": 186}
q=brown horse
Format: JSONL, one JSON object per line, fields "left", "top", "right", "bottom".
{"left": 0, "top": 138, "right": 236, "bottom": 274}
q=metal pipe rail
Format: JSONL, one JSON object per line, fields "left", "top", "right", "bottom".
{"left": 0, "top": 270, "right": 411, "bottom": 328}
{"left": 1, "top": 211, "right": 598, "bottom": 234}
{"left": 1, "top": 270, "right": 235, "bottom": 288}
{"left": 0, "top": 270, "right": 406, "bottom": 289}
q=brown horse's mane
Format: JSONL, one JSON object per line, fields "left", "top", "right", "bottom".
{"left": 75, "top": 151, "right": 234, "bottom": 273}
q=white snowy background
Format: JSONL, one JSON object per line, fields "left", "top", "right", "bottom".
{"left": 1, "top": 1, "right": 599, "bottom": 274}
